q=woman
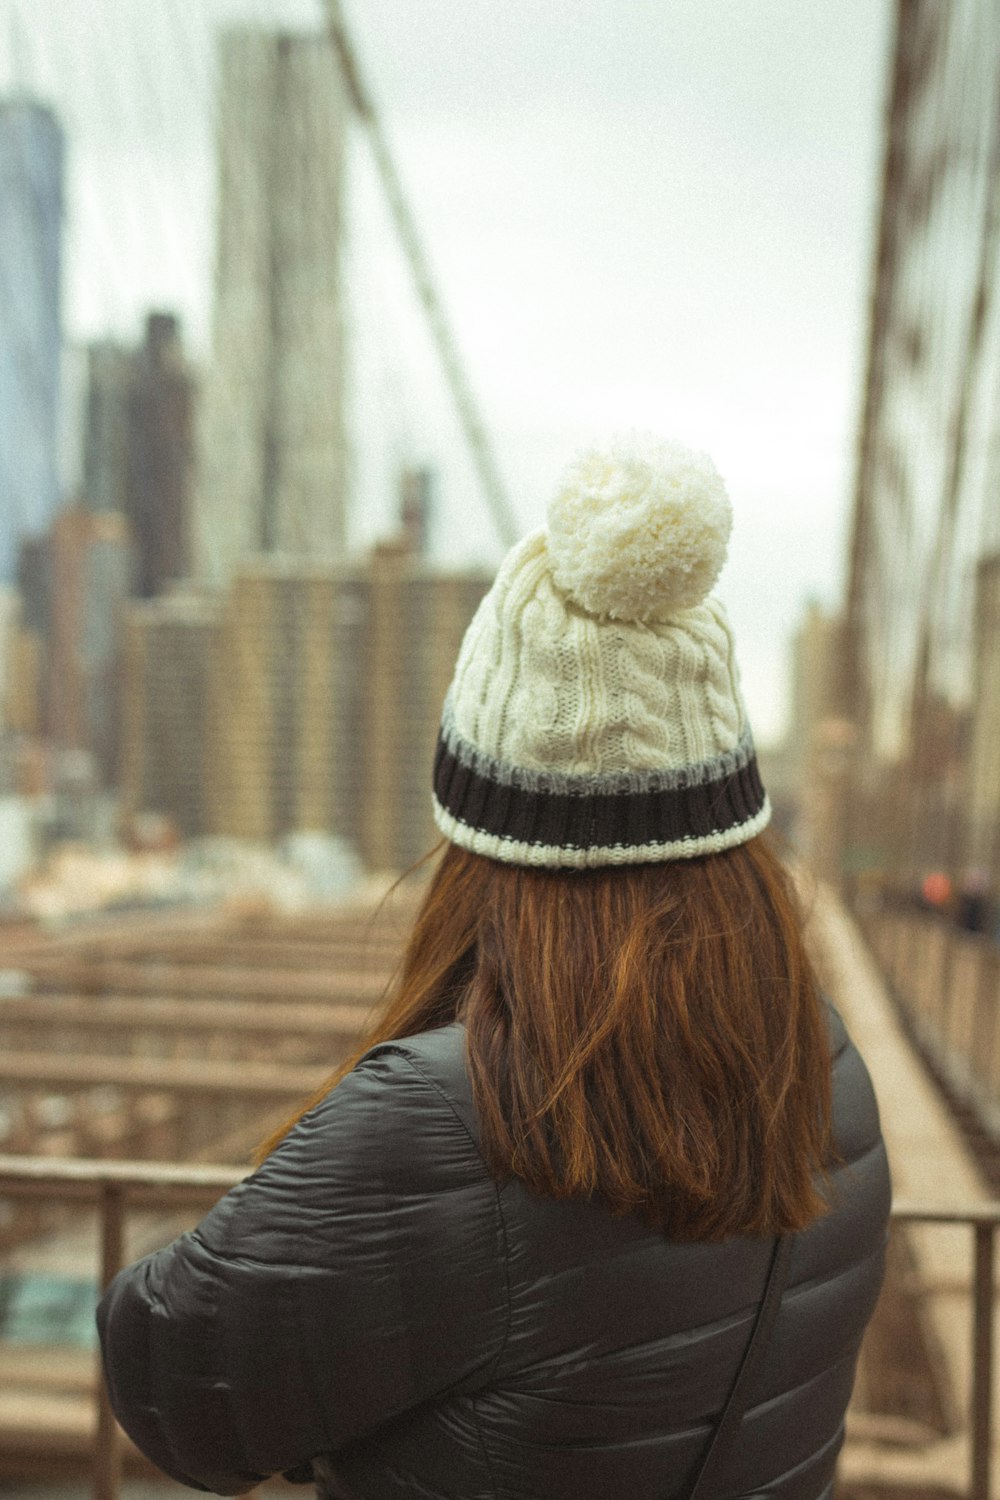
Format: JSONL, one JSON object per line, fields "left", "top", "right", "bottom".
{"left": 99, "top": 436, "right": 890, "bottom": 1500}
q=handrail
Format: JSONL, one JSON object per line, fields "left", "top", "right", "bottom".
{"left": 859, "top": 909, "right": 1000, "bottom": 1140}
{"left": 891, "top": 1198, "right": 1000, "bottom": 1225}
{"left": 0, "top": 1153, "right": 244, "bottom": 1197}
{"left": 0, "top": 1158, "right": 996, "bottom": 1500}
{"left": 0, "top": 1155, "right": 245, "bottom": 1500}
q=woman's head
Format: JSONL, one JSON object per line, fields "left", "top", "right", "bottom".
{"left": 261, "top": 436, "right": 831, "bottom": 1236}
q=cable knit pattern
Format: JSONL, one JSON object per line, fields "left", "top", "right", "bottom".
{"left": 447, "top": 537, "right": 750, "bottom": 777}
{"left": 431, "top": 438, "right": 770, "bottom": 866}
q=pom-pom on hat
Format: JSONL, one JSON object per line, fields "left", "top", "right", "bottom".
{"left": 432, "top": 433, "right": 770, "bottom": 868}
{"left": 547, "top": 434, "right": 732, "bottom": 621}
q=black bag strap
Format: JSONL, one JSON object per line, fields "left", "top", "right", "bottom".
{"left": 685, "top": 1233, "right": 794, "bottom": 1500}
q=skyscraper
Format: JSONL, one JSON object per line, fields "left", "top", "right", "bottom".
{"left": 194, "top": 29, "right": 347, "bottom": 587}
{"left": 82, "top": 339, "right": 132, "bottom": 516}
{"left": 0, "top": 99, "right": 65, "bottom": 582}
{"left": 46, "top": 506, "right": 132, "bottom": 787}
{"left": 82, "top": 314, "right": 196, "bottom": 598}
{"left": 202, "top": 561, "right": 366, "bottom": 844}
{"left": 127, "top": 313, "right": 195, "bottom": 598}
{"left": 0, "top": 585, "right": 19, "bottom": 742}
{"left": 121, "top": 590, "right": 223, "bottom": 838}
{"left": 362, "top": 545, "right": 491, "bottom": 872}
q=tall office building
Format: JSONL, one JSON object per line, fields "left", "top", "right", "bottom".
{"left": 82, "top": 340, "right": 132, "bottom": 516}
{"left": 362, "top": 545, "right": 491, "bottom": 872}
{"left": 203, "top": 561, "right": 366, "bottom": 844}
{"left": 844, "top": 0, "right": 1000, "bottom": 883}
{"left": 785, "top": 603, "right": 845, "bottom": 790}
{"left": 0, "top": 586, "right": 19, "bottom": 740}
{"left": 194, "top": 29, "right": 347, "bottom": 587}
{"left": 121, "top": 591, "right": 223, "bottom": 839}
{"left": 126, "top": 313, "right": 195, "bottom": 597}
{"left": 9, "top": 532, "right": 51, "bottom": 738}
{"left": 46, "top": 507, "right": 132, "bottom": 786}
{"left": 82, "top": 314, "right": 195, "bottom": 599}
{"left": 4, "top": 620, "right": 42, "bottom": 741}
{"left": 0, "top": 100, "right": 65, "bottom": 582}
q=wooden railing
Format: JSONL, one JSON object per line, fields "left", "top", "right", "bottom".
{"left": 0, "top": 1155, "right": 244, "bottom": 1500}
{"left": 0, "top": 1157, "right": 996, "bottom": 1500}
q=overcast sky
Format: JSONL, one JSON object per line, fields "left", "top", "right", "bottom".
{"left": 0, "top": 0, "right": 893, "bottom": 743}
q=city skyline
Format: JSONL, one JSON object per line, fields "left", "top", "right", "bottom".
{"left": 0, "top": 15, "right": 498, "bottom": 879}
{"left": 0, "top": 0, "right": 892, "bottom": 742}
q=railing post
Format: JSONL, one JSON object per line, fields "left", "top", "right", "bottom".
{"left": 93, "top": 1182, "right": 125, "bottom": 1500}
{"left": 935, "top": 922, "right": 956, "bottom": 1044}
{"left": 970, "top": 943, "right": 999, "bottom": 1097}
{"left": 971, "top": 1221, "right": 994, "bottom": 1500}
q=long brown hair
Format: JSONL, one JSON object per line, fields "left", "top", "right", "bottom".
{"left": 257, "top": 833, "right": 833, "bottom": 1240}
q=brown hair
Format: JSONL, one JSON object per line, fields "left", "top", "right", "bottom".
{"left": 257, "top": 833, "right": 833, "bottom": 1240}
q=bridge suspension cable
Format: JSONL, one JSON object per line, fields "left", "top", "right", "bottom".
{"left": 324, "top": 0, "right": 519, "bottom": 552}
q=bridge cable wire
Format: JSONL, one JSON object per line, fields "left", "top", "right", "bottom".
{"left": 323, "top": 0, "right": 520, "bottom": 553}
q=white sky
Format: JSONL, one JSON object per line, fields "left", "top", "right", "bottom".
{"left": 0, "top": 0, "right": 893, "bottom": 744}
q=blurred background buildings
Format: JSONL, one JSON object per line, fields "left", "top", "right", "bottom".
{"left": 0, "top": 9, "right": 493, "bottom": 914}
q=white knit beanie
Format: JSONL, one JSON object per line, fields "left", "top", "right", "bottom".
{"left": 432, "top": 434, "right": 770, "bottom": 868}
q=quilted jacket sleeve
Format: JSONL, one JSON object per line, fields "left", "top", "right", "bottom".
{"left": 96, "top": 1045, "right": 508, "bottom": 1494}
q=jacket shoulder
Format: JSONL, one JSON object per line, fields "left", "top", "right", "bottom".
{"left": 824, "top": 998, "right": 888, "bottom": 1174}
{"left": 365, "top": 1023, "right": 481, "bottom": 1144}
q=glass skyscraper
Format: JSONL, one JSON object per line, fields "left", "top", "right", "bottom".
{"left": 0, "top": 99, "right": 65, "bottom": 582}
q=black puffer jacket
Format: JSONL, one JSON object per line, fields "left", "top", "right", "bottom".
{"left": 98, "top": 1004, "right": 890, "bottom": 1500}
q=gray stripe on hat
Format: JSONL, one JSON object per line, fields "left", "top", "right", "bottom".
{"left": 439, "top": 694, "right": 756, "bottom": 798}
